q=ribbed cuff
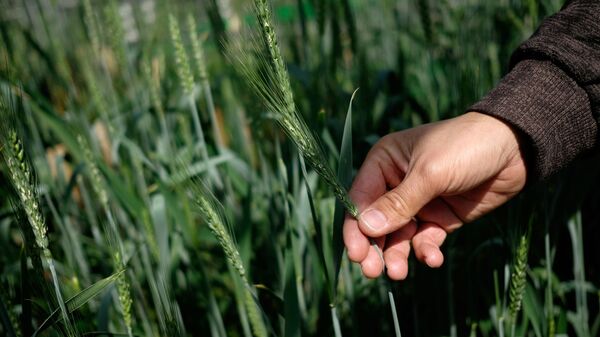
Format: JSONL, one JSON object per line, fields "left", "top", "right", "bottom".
{"left": 470, "top": 59, "right": 597, "bottom": 180}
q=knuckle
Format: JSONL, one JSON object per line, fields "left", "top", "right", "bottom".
{"left": 417, "top": 160, "right": 444, "bottom": 180}
{"left": 430, "top": 228, "right": 447, "bottom": 244}
{"left": 374, "top": 133, "right": 401, "bottom": 153}
{"left": 379, "top": 191, "right": 410, "bottom": 216}
{"left": 378, "top": 134, "right": 396, "bottom": 147}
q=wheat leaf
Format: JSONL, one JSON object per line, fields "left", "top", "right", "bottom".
{"left": 32, "top": 270, "right": 125, "bottom": 337}
{"left": 333, "top": 89, "right": 358, "bottom": 298}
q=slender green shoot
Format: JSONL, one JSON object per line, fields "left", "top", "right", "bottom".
{"left": 230, "top": 0, "right": 357, "bottom": 216}
{"left": 568, "top": 212, "right": 591, "bottom": 337}
{"left": 188, "top": 177, "right": 267, "bottom": 337}
{"left": 77, "top": 134, "right": 134, "bottom": 336}
{"left": 187, "top": 14, "right": 225, "bottom": 151}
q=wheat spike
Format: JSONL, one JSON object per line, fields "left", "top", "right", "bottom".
{"left": 232, "top": 0, "right": 358, "bottom": 216}
{"left": 189, "top": 179, "right": 267, "bottom": 337}
{"left": 82, "top": 0, "right": 101, "bottom": 53}
{"left": 0, "top": 91, "right": 73, "bottom": 335}
{"left": 169, "top": 14, "right": 195, "bottom": 95}
{"left": 103, "top": 0, "right": 128, "bottom": 69}
{"left": 114, "top": 252, "right": 134, "bottom": 337}
{"left": 508, "top": 234, "right": 529, "bottom": 321}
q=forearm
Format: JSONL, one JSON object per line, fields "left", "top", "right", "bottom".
{"left": 470, "top": 0, "right": 600, "bottom": 180}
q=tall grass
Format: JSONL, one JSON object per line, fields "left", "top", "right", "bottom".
{"left": 0, "top": 1, "right": 598, "bottom": 337}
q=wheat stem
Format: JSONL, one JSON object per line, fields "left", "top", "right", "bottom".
{"left": 78, "top": 135, "right": 134, "bottom": 335}
{"left": 190, "top": 179, "right": 267, "bottom": 337}
{"left": 187, "top": 15, "right": 225, "bottom": 151}
{"left": 236, "top": 0, "right": 357, "bottom": 216}
{"left": 169, "top": 14, "right": 223, "bottom": 187}
{"left": 142, "top": 59, "right": 173, "bottom": 153}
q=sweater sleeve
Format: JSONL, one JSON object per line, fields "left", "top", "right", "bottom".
{"left": 469, "top": 0, "right": 600, "bottom": 180}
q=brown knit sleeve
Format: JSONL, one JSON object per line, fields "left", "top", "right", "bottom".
{"left": 470, "top": 0, "right": 600, "bottom": 180}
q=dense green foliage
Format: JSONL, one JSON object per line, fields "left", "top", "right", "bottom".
{"left": 0, "top": 0, "right": 599, "bottom": 336}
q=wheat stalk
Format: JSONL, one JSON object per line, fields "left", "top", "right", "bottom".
{"left": 82, "top": 0, "right": 101, "bottom": 53}
{"left": 231, "top": 0, "right": 357, "bottom": 217}
{"left": 169, "top": 14, "right": 223, "bottom": 187}
{"left": 103, "top": 0, "right": 127, "bottom": 71}
{"left": 78, "top": 134, "right": 134, "bottom": 337}
{"left": 82, "top": 59, "right": 116, "bottom": 136}
{"left": 189, "top": 178, "right": 267, "bottom": 337}
{"left": 187, "top": 15, "right": 225, "bottom": 151}
{"left": 78, "top": 135, "right": 109, "bottom": 207}
{"left": 169, "top": 14, "right": 195, "bottom": 96}
{"left": 0, "top": 92, "right": 74, "bottom": 335}
{"left": 142, "top": 59, "right": 172, "bottom": 152}
{"left": 186, "top": 15, "right": 208, "bottom": 82}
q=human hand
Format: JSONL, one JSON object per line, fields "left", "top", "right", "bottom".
{"left": 343, "top": 112, "right": 527, "bottom": 279}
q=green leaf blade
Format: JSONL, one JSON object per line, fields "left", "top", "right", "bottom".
{"left": 332, "top": 89, "right": 358, "bottom": 300}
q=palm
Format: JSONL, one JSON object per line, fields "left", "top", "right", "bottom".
{"left": 439, "top": 154, "right": 526, "bottom": 223}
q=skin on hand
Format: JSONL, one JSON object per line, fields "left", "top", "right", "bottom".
{"left": 343, "top": 112, "right": 527, "bottom": 280}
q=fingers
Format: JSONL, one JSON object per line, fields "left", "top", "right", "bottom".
{"left": 383, "top": 221, "right": 417, "bottom": 280}
{"left": 343, "top": 214, "right": 370, "bottom": 262}
{"left": 360, "top": 220, "right": 446, "bottom": 279}
{"left": 408, "top": 197, "right": 461, "bottom": 268}
{"left": 417, "top": 198, "right": 463, "bottom": 233}
{"left": 411, "top": 222, "right": 447, "bottom": 268}
{"left": 360, "top": 236, "right": 386, "bottom": 278}
{"left": 358, "top": 170, "right": 438, "bottom": 238}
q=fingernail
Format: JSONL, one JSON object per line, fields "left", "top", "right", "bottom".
{"left": 360, "top": 209, "right": 387, "bottom": 232}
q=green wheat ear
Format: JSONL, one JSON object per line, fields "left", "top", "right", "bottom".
{"left": 78, "top": 135, "right": 109, "bottom": 207}
{"left": 0, "top": 89, "right": 74, "bottom": 334}
{"left": 103, "top": 0, "right": 128, "bottom": 69}
{"left": 77, "top": 133, "right": 135, "bottom": 336}
{"left": 114, "top": 252, "right": 133, "bottom": 336}
{"left": 82, "top": 0, "right": 101, "bottom": 52}
{"left": 230, "top": 0, "right": 358, "bottom": 217}
{"left": 169, "top": 14, "right": 195, "bottom": 95}
{"left": 186, "top": 15, "right": 208, "bottom": 81}
{"left": 0, "top": 92, "right": 48, "bottom": 252}
{"left": 188, "top": 178, "right": 267, "bottom": 337}
{"left": 508, "top": 233, "right": 529, "bottom": 321}
{"left": 5, "top": 129, "right": 48, "bottom": 251}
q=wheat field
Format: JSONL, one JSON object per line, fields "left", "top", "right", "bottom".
{"left": 0, "top": 0, "right": 599, "bottom": 336}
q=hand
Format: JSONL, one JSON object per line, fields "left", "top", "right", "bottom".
{"left": 343, "top": 112, "right": 527, "bottom": 279}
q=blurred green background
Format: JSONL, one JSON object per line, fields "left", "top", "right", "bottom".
{"left": 0, "top": 0, "right": 599, "bottom": 336}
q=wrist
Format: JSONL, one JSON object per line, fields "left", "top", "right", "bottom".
{"left": 463, "top": 111, "right": 529, "bottom": 180}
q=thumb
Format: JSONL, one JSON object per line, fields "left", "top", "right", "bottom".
{"left": 358, "top": 170, "right": 438, "bottom": 237}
